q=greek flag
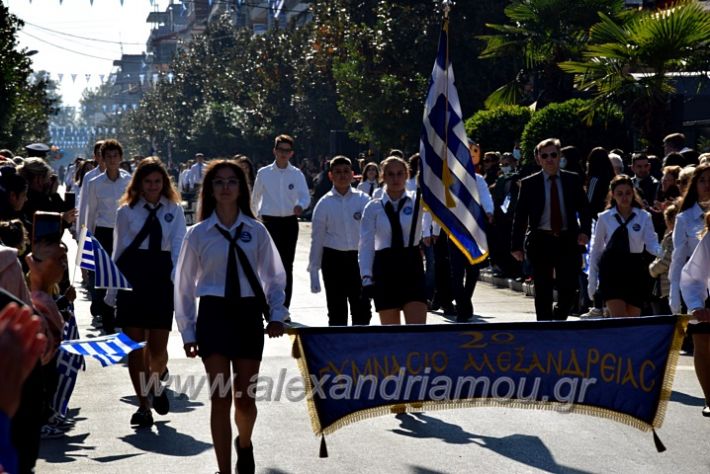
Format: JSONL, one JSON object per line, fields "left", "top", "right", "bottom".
{"left": 420, "top": 19, "right": 488, "bottom": 264}
{"left": 51, "top": 315, "right": 84, "bottom": 417}
{"left": 60, "top": 332, "right": 145, "bottom": 367}
{"left": 77, "top": 227, "right": 132, "bottom": 290}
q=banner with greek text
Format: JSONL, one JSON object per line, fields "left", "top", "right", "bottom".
{"left": 290, "top": 316, "right": 686, "bottom": 436}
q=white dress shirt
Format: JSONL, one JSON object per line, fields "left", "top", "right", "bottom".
{"left": 538, "top": 170, "right": 568, "bottom": 231}
{"left": 357, "top": 180, "right": 379, "bottom": 198}
{"left": 681, "top": 231, "right": 710, "bottom": 316}
{"left": 587, "top": 208, "right": 662, "bottom": 297}
{"left": 475, "top": 173, "right": 495, "bottom": 214}
{"left": 251, "top": 162, "right": 311, "bottom": 217}
{"left": 174, "top": 212, "right": 289, "bottom": 344}
{"left": 76, "top": 165, "right": 103, "bottom": 233}
{"left": 112, "top": 197, "right": 187, "bottom": 277}
{"left": 308, "top": 187, "right": 370, "bottom": 272}
{"left": 188, "top": 161, "right": 205, "bottom": 187}
{"left": 359, "top": 189, "right": 424, "bottom": 280}
{"left": 178, "top": 169, "right": 191, "bottom": 193}
{"left": 670, "top": 203, "right": 706, "bottom": 313}
{"left": 81, "top": 170, "right": 131, "bottom": 232}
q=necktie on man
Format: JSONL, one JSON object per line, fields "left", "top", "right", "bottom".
{"left": 144, "top": 203, "right": 163, "bottom": 251}
{"left": 384, "top": 199, "right": 406, "bottom": 248}
{"left": 215, "top": 224, "right": 244, "bottom": 300}
{"left": 549, "top": 175, "right": 562, "bottom": 235}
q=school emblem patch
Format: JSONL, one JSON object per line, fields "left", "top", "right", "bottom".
{"left": 165, "top": 213, "right": 174, "bottom": 222}
{"left": 288, "top": 183, "right": 294, "bottom": 190}
{"left": 632, "top": 223, "right": 641, "bottom": 232}
{"left": 353, "top": 212, "right": 362, "bottom": 221}
{"left": 403, "top": 206, "right": 413, "bottom": 215}
{"left": 240, "top": 231, "right": 252, "bottom": 243}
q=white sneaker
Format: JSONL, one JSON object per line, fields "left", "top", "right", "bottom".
{"left": 579, "top": 307, "right": 603, "bottom": 319}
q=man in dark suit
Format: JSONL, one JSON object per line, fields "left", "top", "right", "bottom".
{"left": 511, "top": 138, "right": 592, "bottom": 321}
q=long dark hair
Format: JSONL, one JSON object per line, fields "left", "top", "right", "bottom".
{"left": 198, "top": 160, "right": 254, "bottom": 222}
{"left": 680, "top": 163, "right": 710, "bottom": 212}
{"left": 605, "top": 174, "right": 644, "bottom": 209}
{"left": 120, "top": 157, "right": 179, "bottom": 207}
{"left": 586, "top": 147, "right": 614, "bottom": 184}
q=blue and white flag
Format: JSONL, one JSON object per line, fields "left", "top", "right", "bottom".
{"left": 52, "top": 315, "right": 84, "bottom": 417}
{"left": 60, "top": 332, "right": 145, "bottom": 367}
{"left": 420, "top": 19, "right": 488, "bottom": 264}
{"left": 77, "top": 227, "right": 132, "bottom": 290}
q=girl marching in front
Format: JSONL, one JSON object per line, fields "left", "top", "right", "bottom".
{"left": 680, "top": 210, "right": 710, "bottom": 416}
{"left": 174, "top": 160, "right": 286, "bottom": 474}
{"left": 110, "top": 157, "right": 186, "bottom": 427}
{"left": 359, "top": 156, "right": 427, "bottom": 325}
{"left": 588, "top": 175, "right": 662, "bottom": 317}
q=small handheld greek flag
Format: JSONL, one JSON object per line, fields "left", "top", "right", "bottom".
{"left": 420, "top": 17, "right": 488, "bottom": 264}
{"left": 60, "top": 332, "right": 145, "bottom": 367}
{"left": 77, "top": 227, "right": 132, "bottom": 290}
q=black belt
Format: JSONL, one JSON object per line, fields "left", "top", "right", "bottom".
{"left": 261, "top": 215, "right": 297, "bottom": 221}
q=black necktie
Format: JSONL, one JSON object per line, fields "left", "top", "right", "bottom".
{"left": 549, "top": 175, "right": 562, "bottom": 234}
{"left": 384, "top": 199, "right": 406, "bottom": 248}
{"left": 369, "top": 182, "right": 375, "bottom": 197}
{"left": 215, "top": 224, "right": 244, "bottom": 301}
{"left": 144, "top": 203, "right": 162, "bottom": 251}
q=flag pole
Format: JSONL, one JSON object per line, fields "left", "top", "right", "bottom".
{"left": 441, "top": 0, "right": 456, "bottom": 207}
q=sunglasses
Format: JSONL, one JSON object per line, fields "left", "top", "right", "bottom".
{"left": 539, "top": 152, "right": 559, "bottom": 160}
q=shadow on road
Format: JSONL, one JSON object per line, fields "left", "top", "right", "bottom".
{"left": 119, "top": 421, "right": 211, "bottom": 456}
{"left": 670, "top": 390, "right": 705, "bottom": 407}
{"left": 119, "top": 388, "right": 204, "bottom": 414}
{"left": 392, "top": 413, "right": 593, "bottom": 474}
{"left": 38, "top": 432, "right": 94, "bottom": 464}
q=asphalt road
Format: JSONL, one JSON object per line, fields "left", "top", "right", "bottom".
{"left": 35, "top": 223, "right": 708, "bottom": 474}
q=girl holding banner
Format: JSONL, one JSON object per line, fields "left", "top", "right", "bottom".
{"left": 108, "top": 157, "right": 186, "bottom": 427}
{"left": 587, "top": 175, "right": 661, "bottom": 317}
{"left": 174, "top": 160, "right": 287, "bottom": 474}
{"left": 359, "top": 156, "right": 427, "bottom": 325}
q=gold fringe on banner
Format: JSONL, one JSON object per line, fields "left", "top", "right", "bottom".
{"left": 289, "top": 316, "right": 688, "bottom": 436}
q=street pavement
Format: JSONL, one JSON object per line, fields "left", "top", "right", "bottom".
{"left": 36, "top": 223, "right": 708, "bottom": 474}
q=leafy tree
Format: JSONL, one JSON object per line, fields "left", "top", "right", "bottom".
{"left": 519, "top": 98, "right": 628, "bottom": 160}
{"left": 0, "top": 5, "right": 58, "bottom": 153}
{"left": 559, "top": 0, "right": 710, "bottom": 149}
{"left": 464, "top": 105, "right": 533, "bottom": 153}
{"left": 479, "top": 0, "right": 625, "bottom": 108}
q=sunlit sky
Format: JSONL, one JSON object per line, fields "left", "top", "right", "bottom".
{"left": 7, "top": 0, "right": 170, "bottom": 108}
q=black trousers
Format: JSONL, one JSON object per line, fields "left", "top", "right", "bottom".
{"left": 12, "top": 363, "right": 44, "bottom": 474}
{"left": 527, "top": 231, "right": 581, "bottom": 321}
{"left": 321, "top": 247, "right": 371, "bottom": 326}
{"left": 449, "top": 239, "right": 480, "bottom": 320}
{"left": 262, "top": 215, "right": 298, "bottom": 308}
{"left": 93, "top": 226, "right": 116, "bottom": 330}
{"left": 433, "top": 233, "right": 454, "bottom": 307}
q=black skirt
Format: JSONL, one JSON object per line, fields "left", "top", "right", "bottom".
{"left": 598, "top": 251, "right": 649, "bottom": 309}
{"left": 116, "top": 248, "right": 174, "bottom": 330}
{"left": 372, "top": 246, "right": 426, "bottom": 311}
{"left": 196, "top": 296, "right": 265, "bottom": 360}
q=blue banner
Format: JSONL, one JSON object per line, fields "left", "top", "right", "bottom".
{"left": 291, "top": 316, "right": 686, "bottom": 436}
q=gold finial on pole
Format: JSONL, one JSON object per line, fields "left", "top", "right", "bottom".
{"left": 443, "top": 0, "right": 452, "bottom": 19}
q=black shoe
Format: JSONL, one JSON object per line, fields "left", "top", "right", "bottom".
{"left": 456, "top": 315, "right": 472, "bottom": 323}
{"left": 703, "top": 406, "right": 710, "bottom": 417}
{"left": 235, "top": 436, "right": 255, "bottom": 474}
{"left": 130, "top": 408, "right": 153, "bottom": 427}
{"left": 442, "top": 305, "right": 457, "bottom": 316}
{"left": 160, "top": 367, "right": 169, "bottom": 383}
{"left": 151, "top": 389, "right": 170, "bottom": 415}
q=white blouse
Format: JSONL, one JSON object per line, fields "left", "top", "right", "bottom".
{"left": 587, "top": 208, "right": 661, "bottom": 297}
{"left": 681, "top": 231, "right": 710, "bottom": 315}
{"left": 308, "top": 187, "right": 370, "bottom": 271}
{"left": 359, "top": 189, "right": 424, "bottom": 280}
{"left": 670, "top": 203, "right": 706, "bottom": 313}
{"left": 174, "top": 212, "right": 289, "bottom": 344}
{"left": 357, "top": 180, "right": 379, "bottom": 198}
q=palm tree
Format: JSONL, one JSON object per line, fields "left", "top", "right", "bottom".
{"left": 560, "top": 0, "right": 710, "bottom": 148}
{"left": 479, "top": 0, "right": 624, "bottom": 108}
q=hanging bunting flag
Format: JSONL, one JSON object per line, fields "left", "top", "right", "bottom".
{"left": 102, "top": 105, "right": 107, "bottom": 111}
{"left": 152, "top": 73, "right": 158, "bottom": 83}
{"left": 132, "top": 104, "right": 138, "bottom": 110}
{"left": 90, "top": 0, "right": 94, "bottom": 5}
{"left": 139, "top": 74, "right": 145, "bottom": 84}
{"left": 167, "top": 72, "right": 174, "bottom": 83}
{"left": 71, "top": 74, "right": 77, "bottom": 83}
{"left": 58, "top": 73, "right": 64, "bottom": 82}
{"left": 85, "top": 74, "right": 91, "bottom": 82}
{"left": 99, "top": 74, "right": 105, "bottom": 84}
